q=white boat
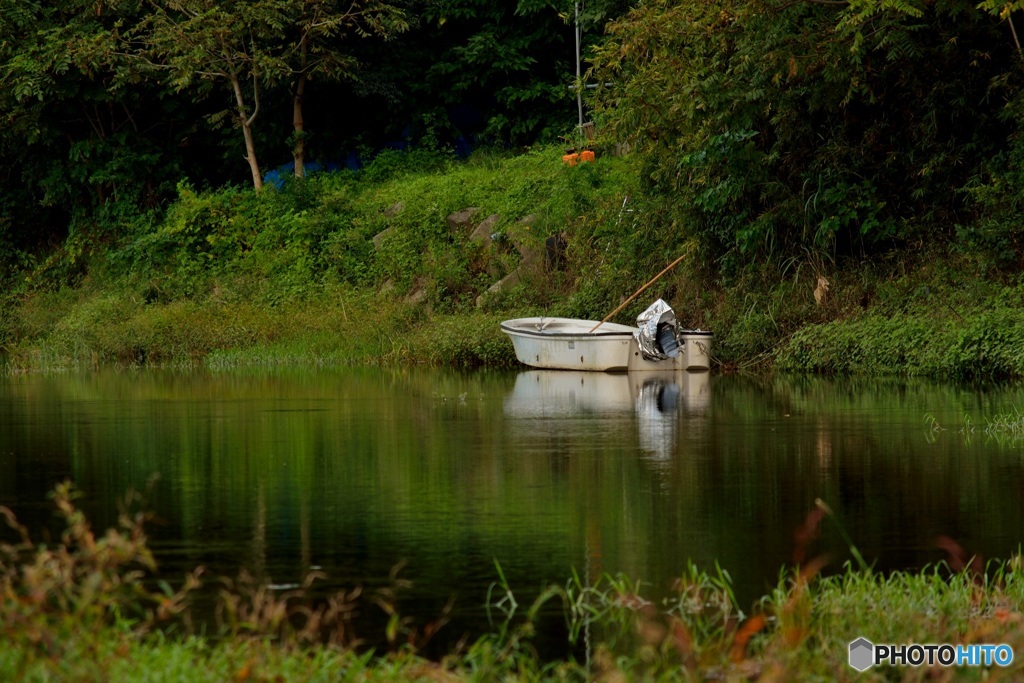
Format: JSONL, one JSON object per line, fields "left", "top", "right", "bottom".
{"left": 499, "top": 317, "right": 636, "bottom": 371}
{"left": 501, "top": 316, "right": 714, "bottom": 373}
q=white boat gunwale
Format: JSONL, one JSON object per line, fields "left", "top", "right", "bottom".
{"left": 499, "top": 318, "right": 636, "bottom": 338}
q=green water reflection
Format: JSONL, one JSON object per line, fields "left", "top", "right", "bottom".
{"left": 2, "top": 367, "right": 1024, "bottom": 636}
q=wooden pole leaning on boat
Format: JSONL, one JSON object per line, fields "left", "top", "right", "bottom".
{"left": 588, "top": 252, "right": 690, "bottom": 333}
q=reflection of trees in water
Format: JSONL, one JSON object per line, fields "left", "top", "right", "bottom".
{"left": 4, "top": 370, "right": 1024, "bottom": 619}
{"left": 675, "top": 376, "right": 1024, "bottom": 592}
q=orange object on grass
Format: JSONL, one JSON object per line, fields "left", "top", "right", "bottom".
{"left": 579, "top": 150, "right": 595, "bottom": 163}
{"left": 562, "top": 153, "right": 579, "bottom": 166}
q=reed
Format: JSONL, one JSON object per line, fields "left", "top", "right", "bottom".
{"left": 4, "top": 486, "right": 1024, "bottom": 681}
{"left": 2, "top": 291, "right": 518, "bottom": 373}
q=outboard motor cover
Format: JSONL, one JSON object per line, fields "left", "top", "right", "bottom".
{"left": 634, "top": 299, "right": 680, "bottom": 360}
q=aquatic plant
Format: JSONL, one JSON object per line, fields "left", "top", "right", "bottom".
{"left": 4, "top": 486, "right": 1024, "bottom": 680}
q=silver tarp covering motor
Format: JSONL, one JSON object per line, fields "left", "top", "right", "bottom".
{"left": 634, "top": 299, "right": 679, "bottom": 360}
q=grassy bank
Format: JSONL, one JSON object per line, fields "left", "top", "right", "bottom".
{"left": 6, "top": 570, "right": 1024, "bottom": 682}
{"left": 4, "top": 146, "right": 1024, "bottom": 378}
{"left": 3, "top": 146, "right": 633, "bottom": 371}
{"left": 2, "top": 287, "right": 522, "bottom": 372}
{"left": 3, "top": 486, "right": 1024, "bottom": 682}
{"left": 8, "top": 257, "right": 1024, "bottom": 380}
{"left": 775, "top": 260, "right": 1024, "bottom": 379}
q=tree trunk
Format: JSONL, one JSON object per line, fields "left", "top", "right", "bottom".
{"left": 242, "top": 118, "right": 263, "bottom": 192}
{"left": 293, "top": 34, "right": 308, "bottom": 178}
{"left": 229, "top": 71, "right": 263, "bottom": 191}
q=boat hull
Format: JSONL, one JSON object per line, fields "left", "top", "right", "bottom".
{"left": 626, "top": 331, "right": 714, "bottom": 372}
{"left": 500, "top": 318, "right": 635, "bottom": 372}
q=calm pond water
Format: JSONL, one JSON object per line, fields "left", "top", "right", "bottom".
{"left": 2, "top": 366, "right": 1024, "bottom": 648}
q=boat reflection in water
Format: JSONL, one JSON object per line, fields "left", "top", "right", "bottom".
{"left": 632, "top": 372, "right": 709, "bottom": 464}
{"left": 503, "top": 371, "right": 635, "bottom": 418}
{"left": 503, "top": 370, "right": 710, "bottom": 461}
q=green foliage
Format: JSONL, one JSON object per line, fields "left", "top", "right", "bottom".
{"left": 406, "top": 312, "right": 519, "bottom": 367}
{"left": 413, "top": 1, "right": 577, "bottom": 143}
{"left": 0, "top": 0, "right": 629, "bottom": 268}
{"left": 777, "top": 302, "right": 1024, "bottom": 379}
{"left": 357, "top": 146, "right": 454, "bottom": 184}
{"left": 16, "top": 133, "right": 1024, "bottom": 380}
{"left": 2, "top": 147, "right": 631, "bottom": 368}
{"left": 590, "top": 0, "right": 1016, "bottom": 269}
{"left": 110, "top": 178, "right": 364, "bottom": 301}
{"left": 0, "top": 482, "right": 197, "bottom": 679}
{"left": 960, "top": 108, "right": 1024, "bottom": 271}
{"left": 0, "top": 0, "right": 187, "bottom": 258}
{"left": 135, "top": 0, "right": 410, "bottom": 189}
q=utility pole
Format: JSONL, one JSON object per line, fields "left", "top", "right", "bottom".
{"left": 575, "top": 2, "right": 584, "bottom": 130}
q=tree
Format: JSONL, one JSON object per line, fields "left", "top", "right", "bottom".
{"left": 589, "top": 0, "right": 1016, "bottom": 267}
{"left": 356, "top": 0, "right": 631, "bottom": 147}
{"left": 136, "top": 0, "right": 301, "bottom": 191}
{"left": 0, "top": 0, "right": 185, "bottom": 260}
{"left": 286, "top": 0, "right": 408, "bottom": 177}
{"left": 135, "top": 0, "right": 407, "bottom": 190}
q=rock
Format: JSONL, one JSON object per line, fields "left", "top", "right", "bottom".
{"left": 521, "top": 245, "right": 543, "bottom": 270}
{"left": 447, "top": 207, "right": 480, "bottom": 234}
{"left": 384, "top": 202, "right": 404, "bottom": 217}
{"left": 545, "top": 232, "right": 568, "bottom": 270}
{"left": 475, "top": 214, "right": 562, "bottom": 308}
{"left": 476, "top": 270, "right": 521, "bottom": 308}
{"left": 372, "top": 227, "right": 393, "bottom": 250}
{"left": 406, "top": 287, "right": 427, "bottom": 305}
{"left": 491, "top": 269, "right": 521, "bottom": 292}
{"left": 505, "top": 215, "right": 543, "bottom": 269}
{"left": 517, "top": 213, "right": 540, "bottom": 230}
{"left": 469, "top": 213, "right": 500, "bottom": 246}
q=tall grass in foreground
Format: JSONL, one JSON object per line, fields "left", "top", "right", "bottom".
{"left": 3, "top": 486, "right": 1024, "bottom": 681}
